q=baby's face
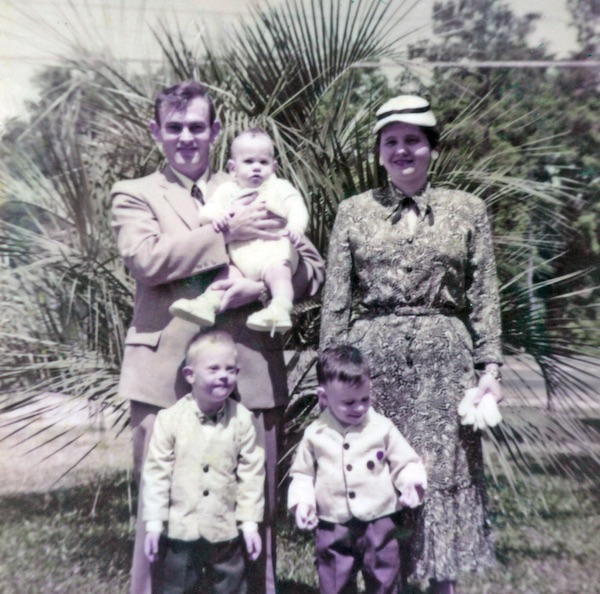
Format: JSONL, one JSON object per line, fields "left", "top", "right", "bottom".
{"left": 229, "top": 135, "right": 277, "bottom": 189}
{"left": 318, "top": 379, "right": 371, "bottom": 427}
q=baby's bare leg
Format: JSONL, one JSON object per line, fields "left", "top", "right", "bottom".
{"left": 246, "top": 262, "right": 294, "bottom": 334}
{"left": 263, "top": 261, "right": 294, "bottom": 303}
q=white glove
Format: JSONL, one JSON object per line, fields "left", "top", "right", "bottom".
{"left": 458, "top": 387, "right": 479, "bottom": 426}
{"left": 475, "top": 392, "right": 502, "bottom": 429}
{"left": 459, "top": 388, "right": 502, "bottom": 430}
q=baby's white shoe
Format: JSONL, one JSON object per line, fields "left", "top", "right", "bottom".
{"left": 246, "top": 297, "right": 293, "bottom": 335}
{"left": 169, "top": 291, "right": 221, "bottom": 326}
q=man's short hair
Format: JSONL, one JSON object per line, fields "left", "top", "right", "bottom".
{"left": 316, "top": 345, "right": 370, "bottom": 387}
{"left": 154, "top": 80, "right": 216, "bottom": 125}
{"left": 185, "top": 329, "right": 236, "bottom": 366}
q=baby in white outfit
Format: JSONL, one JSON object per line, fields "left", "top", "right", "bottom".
{"left": 170, "top": 128, "right": 309, "bottom": 333}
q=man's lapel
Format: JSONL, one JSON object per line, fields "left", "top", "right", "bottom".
{"left": 159, "top": 166, "right": 199, "bottom": 230}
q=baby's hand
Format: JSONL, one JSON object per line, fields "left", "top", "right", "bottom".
{"left": 286, "top": 227, "right": 303, "bottom": 247}
{"left": 242, "top": 529, "right": 262, "bottom": 561}
{"left": 295, "top": 503, "right": 318, "bottom": 531}
{"left": 144, "top": 532, "right": 161, "bottom": 563}
{"left": 211, "top": 212, "right": 231, "bottom": 233}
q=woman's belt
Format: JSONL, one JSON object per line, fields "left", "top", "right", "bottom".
{"left": 359, "top": 305, "right": 458, "bottom": 317}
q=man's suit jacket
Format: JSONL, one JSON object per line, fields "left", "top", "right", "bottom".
{"left": 111, "top": 166, "right": 324, "bottom": 411}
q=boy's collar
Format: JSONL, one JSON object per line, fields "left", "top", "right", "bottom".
{"left": 187, "top": 394, "right": 226, "bottom": 424}
{"left": 322, "top": 407, "right": 371, "bottom": 432}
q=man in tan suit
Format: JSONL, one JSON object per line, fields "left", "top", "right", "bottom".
{"left": 111, "top": 81, "right": 324, "bottom": 594}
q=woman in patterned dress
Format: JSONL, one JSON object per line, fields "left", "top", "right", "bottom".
{"left": 319, "top": 95, "right": 503, "bottom": 594}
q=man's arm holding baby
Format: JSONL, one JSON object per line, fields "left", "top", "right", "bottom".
{"left": 209, "top": 194, "right": 324, "bottom": 312}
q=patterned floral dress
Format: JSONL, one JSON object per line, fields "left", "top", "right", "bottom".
{"left": 319, "top": 184, "right": 502, "bottom": 582}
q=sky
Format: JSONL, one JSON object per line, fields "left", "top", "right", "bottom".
{"left": 0, "top": 0, "right": 580, "bottom": 125}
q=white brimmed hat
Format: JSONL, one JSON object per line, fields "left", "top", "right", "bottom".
{"left": 373, "top": 95, "right": 437, "bottom": 134}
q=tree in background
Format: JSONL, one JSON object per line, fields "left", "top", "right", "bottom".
{"left": 0, "top": 0, "right": 598, "bottom": 484}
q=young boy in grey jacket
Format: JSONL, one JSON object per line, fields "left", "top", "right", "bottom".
{"left": 288, "top": 345, "right": 427, "bottom": 594}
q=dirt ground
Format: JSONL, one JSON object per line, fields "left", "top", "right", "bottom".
{"left": 0, "top": 392, "right": 131, "bottom": 494}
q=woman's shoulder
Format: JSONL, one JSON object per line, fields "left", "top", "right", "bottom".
{"left": 431, "top": 186, "right": 488, "bottom": 212}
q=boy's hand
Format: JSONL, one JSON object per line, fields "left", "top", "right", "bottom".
{"left": 398, "top": 484, "right": 425, "bottom": 509}
{"left": 242, "top": 529, "right": 262, "bottom": 561}
{"left": 295, "top": 503, "right": 318, "bottom": 531}
{"left": 144, "top": 532, "right": 161, "bottom": 563}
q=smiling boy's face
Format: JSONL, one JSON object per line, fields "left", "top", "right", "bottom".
{"left": 183, "top": 342, "right": 239, "bottom": 414}
{"left": 317, "top": 378, "right": 371, "bottom": 427}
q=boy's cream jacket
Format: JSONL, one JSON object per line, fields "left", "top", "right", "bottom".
{"left": 142, "top": 395, "right": 265, "bottom": 542}
{"left": 288, "top": 408, "right": 425, "bottom": 524}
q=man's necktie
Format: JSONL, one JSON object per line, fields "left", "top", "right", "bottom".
{"left": 191, "top": 183, "right": 205, "bottom": 205}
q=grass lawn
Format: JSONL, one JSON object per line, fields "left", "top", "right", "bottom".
{"left": 0, "top": 462, "right": 599, "bottom": 593}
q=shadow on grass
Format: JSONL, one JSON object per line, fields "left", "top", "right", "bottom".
{"left": 0, "top": 470, "right": 132, "bottom": 593}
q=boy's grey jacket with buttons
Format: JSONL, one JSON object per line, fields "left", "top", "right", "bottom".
{"left": 288, "top": 408, "right": 425, "bottom": 524}
{"left": 142, "top": 395, "right": 265, "bottom": 542}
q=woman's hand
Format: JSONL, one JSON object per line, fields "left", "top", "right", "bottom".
{"left": 477, "top": 367, "right": 502, "bottom": 404}
{"left": 210, "top": 278, "right": 266, "bottom": 312}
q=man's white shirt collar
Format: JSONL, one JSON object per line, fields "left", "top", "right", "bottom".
{"left": 171, "top": 168, "right": 210, "bottom": 197}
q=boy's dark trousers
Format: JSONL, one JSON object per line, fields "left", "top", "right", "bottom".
{"left": 151, "top": 535, "right": 246, "bottom": 594}
{"left": 315, "top": 516, "right": 401, "bottom": 594}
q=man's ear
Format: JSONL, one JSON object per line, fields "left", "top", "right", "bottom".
{"left": 227, "top": 159, "right": 235, "bottom": 174}
{"left": 210, "top": 120, "right": 221, "bottom": 143}
{"left": 272, "top": 159, "right": 278, "bottom": 172}
{"left": 149, "top": 120, "right": 161, "bottom": 142}
{"left": 182, "top": 366, "right": 194, "bottom": 385}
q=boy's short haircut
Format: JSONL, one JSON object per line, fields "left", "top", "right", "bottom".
{"left": 316, "top": 346, "right": 370, "bottom": 387}
{"left": 185, "top": 329, "right": 236, "bottom": 365}
{"left": 154, "top": 80, "right": 216, "bottom": 125}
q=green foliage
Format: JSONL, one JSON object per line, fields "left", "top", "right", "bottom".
{"left": 1, "top": 466, "right": 599, "bottom": 592}
{"left": 0, "top": 0, "right": 598, "bottom": 486}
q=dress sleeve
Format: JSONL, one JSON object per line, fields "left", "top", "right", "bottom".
{"left": 465, "top": 199, "right": 503, "bottom": 366}
{"left": 319, "top": 202, "right": 354, "bottom": 349}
